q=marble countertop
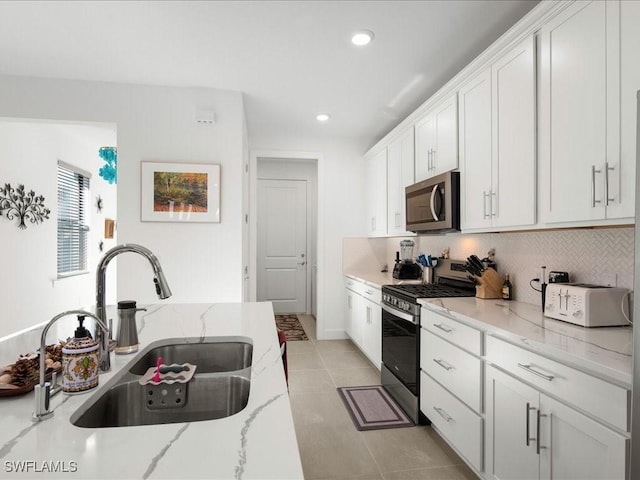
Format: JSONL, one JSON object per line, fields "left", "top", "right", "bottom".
{"left": 342, "top": 269, "right": 632, "bottom": 388}
{"left": 0, "top": 303, "right": 303, "bottom": 479}
{"left": 419, "top": 297, "right": 633, "bottom": 387}
{"left": 344, "top": 270, "right": 422, "bottom": 288}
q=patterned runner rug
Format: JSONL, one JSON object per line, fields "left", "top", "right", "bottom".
{"left": 337, "top": 385, "right": 414, "bottom": 431}
{"left": 275, "top": 314, "right": 309, "bottom": 341}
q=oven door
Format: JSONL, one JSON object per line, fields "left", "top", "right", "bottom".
{"left": 381, "top": 303, "right": 419, "bottom": 395}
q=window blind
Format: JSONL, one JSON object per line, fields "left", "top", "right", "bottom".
{"left": 57, "top": 163, "right": 90, "bottom": 275}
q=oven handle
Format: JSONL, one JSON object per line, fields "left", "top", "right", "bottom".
{"left": 381, "top": 303, "right": 418, "bottom": 324}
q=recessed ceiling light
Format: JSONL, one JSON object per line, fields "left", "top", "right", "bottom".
{"left": 316, "top": 113, "right": 330, "bottom": 122}
{"left": 351, "top": 30, "right": 374, "bottom": 46}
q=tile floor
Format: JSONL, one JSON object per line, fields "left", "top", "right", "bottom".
{"left": 289, "top": 314, "right": 478, "bottom": 480}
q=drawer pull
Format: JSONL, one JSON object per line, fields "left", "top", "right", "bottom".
{"left": 433, "top": 358, "right": 454, "bottom": 371}
{"left": 365, "top": 289, "right": 374, "bottom": 295}
{"left": 433, "top": 323, "right": 453, "bottom": 334}
{"left": 517, "top": 363, "right": 554, "bottom": 381}
{"left": 433, "top": 406, "right": 453, "bottom": 422}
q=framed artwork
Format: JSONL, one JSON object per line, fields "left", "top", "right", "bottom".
{"left": 141, "top": 162, "right": 221, "bottom": 223}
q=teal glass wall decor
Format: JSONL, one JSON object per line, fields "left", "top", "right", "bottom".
{"left": 98, "top": 146, "right": 117, "bottom": 184}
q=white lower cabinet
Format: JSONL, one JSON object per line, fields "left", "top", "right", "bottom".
{"left": 344, "top": 277, "right": 381, "bottom": 369}
{"left": 419, "top": 307, "right": 484, "bottom": 476}
{"left": 485, "top": 338, "right": 629, "bottom": 480}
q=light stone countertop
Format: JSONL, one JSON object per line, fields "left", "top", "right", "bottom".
{"left": 419, "top": 297, "right": 633, "bottom": 388}
{"left": 342, "top": 270, "right": 632, "bottom": 388}
{"left": 0, "top": 303, "right": 303, "bottom": 479}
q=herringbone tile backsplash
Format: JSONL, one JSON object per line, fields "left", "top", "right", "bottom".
{"left": 384, "top": 227, "right": 634, "bottom": 306}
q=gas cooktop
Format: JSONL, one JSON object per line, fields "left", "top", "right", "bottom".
{"left": 383, "top": 283, "right": 475, "bottom": 299}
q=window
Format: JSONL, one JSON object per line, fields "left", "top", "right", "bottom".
{"left": 57, "top": 161, "right": 90, "bottom": 276}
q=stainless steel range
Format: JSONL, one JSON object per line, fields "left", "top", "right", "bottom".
{"left": 381, "top": 259, "right": 475, "bottom": 424}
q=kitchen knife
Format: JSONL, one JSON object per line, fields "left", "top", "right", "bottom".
{"left": 465, "top": 259, "right": 482, "bottom": 277}
{"left": 469, "top": 255, "right": 486, "bottom": 273}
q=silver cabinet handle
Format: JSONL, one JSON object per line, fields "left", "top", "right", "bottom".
{"left": 365, "top": 289, "right": 374, "bottom": 295}
{"left": 483, "top": 191, "right": 490, "bottom": 219}
{"left": 526, "top": 402, "right": 536, "bottom": 446}
{"left": 491, "top": 191, "right": 497, "bottom": 217}
{"left": 433, "top": 358, "right": 454, "bottom": 371}
{"left": 517, "top": 363, "right": 554, "bottom": 381}
{"left": 433, "top": 323, "right": 453, "bottom": 334}
{"left": 605, "top": 162, "right": 615, "bottom": 205}
{"left": 431, "top": 149, "right": 437, "bottom": 171}
{"left": 433, "top": 406, "right": 453, "bottom": 422}
{"left": 536, "top": 410, "right": 548, "bottom": 454}
{"left": 395, "top": 212, "right": 401, "bottom": 228}
{"left": 592, "top": 165, "right": 602, "bottom": 207}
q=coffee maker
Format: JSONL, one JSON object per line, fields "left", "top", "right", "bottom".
{"left": 392, "top": 240, "right": 422, "bottom": 280}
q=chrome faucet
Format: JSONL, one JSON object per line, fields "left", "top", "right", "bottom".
{"left": 33, "top": 310, "right": 108, "bottom": 421}
{"left": 95, "top": 243, "right": 172, "bottom": 372}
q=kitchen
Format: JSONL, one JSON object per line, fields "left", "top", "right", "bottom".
{"left": 0, "top": 0, "right": 639, "bottom": 479}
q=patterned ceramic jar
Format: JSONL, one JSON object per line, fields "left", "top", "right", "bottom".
{"left": 62, "top": 336, "right": 99, "bottom": 394}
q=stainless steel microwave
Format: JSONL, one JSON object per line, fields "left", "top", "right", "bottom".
{"left": 405, "top": 171, "right": 460, "bottom": 233}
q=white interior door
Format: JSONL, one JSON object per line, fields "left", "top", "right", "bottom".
{"left": 257, "top": 179, "right": 307, "bottom": 313}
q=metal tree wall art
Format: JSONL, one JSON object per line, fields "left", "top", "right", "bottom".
{"left": 98, "top": 146, "right": 117, "bottom": 184}
{"left": 0, "top": 183, "right": 51, "bottom": 229}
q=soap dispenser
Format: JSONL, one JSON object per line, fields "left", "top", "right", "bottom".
{"left": 61, "top": 315, "right": 100, "bottom": 394}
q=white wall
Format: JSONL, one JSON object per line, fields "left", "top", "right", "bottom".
{"left": 0, "top": 75, "right": 246, "bottom": 337}
{"left": 249, "top": 137, "right": 365, "bottom": 340}
{"left": 0, "top": 119, "right": 117, "bottom": 338}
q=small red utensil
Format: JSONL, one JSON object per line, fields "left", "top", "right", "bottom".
{"left": 154, "top": 356, "right": 163, "bottom": 383}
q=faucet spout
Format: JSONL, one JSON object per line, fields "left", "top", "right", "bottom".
{"left": 33, "top": 310, "right": 108, "bottom": 421}
{"left": 95, "top": 244, "right": 172, "bottom": 370}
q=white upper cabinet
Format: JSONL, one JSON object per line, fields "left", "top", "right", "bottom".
{"left": 616, "top": 0, "right": 640, "bottom": 220}
{"left": 365, "top": 148, "right": 388, "bottom": 237}
{"left": 539, "top": 0, "right": 635, "bottom": 224}
{"left": 459, "top": 68, "right": 493, "bottom": 230}
{"left": 415, "top": 93, "right": 458, "bottom": 181}
{"left": 387, "top": 126, "right": 415, "bottom": 236}
{"left": 491, "top": 35, "right": 536, "bottom": 228}
{"left": 460, "top": 36, "right": 536, "bottom": 231}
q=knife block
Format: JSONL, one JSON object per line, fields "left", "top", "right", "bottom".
{"left": 475, "top": 268, "right": 504, "bottom": 299}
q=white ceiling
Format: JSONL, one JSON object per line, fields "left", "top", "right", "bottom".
{"left": 0, "top": 0, "right": 539, "bottom": 152}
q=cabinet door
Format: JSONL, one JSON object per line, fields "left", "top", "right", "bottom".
{"left": 362, "top": 300, "right": 381, "bottom": 369}
{"left": 345, "top": 289, "right": 356, "bottom": 340}
{"left": 387, "top": 127, "right": 415, "bottom": 235}
{"left": 492, "top": 35, "right": 536, "bottom": 228}
{"left": 415, "top": 112, "right": 435, "bottom": 181}
{"left": 432, "top": 93, "right": 459, "bottom": 177}
{"left": 539, "top": 0, "right": 609, "bottom": 223}
{"left": 539, "top": 395, "right": 628, "bottom": 480}
{"left": 612, "top": 0, "right": 640, "bottom": 220}
{"left": 459, "top": 68, "right": 492, "bottom": 230}
{"left": 365, "top": 148, "right": 388, "bottom": 236}
{"left": 485, "top": 366, "right": 539, "bottom": 480}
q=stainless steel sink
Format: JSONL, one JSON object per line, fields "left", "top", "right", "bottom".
{"left": 70, "top": 336, "right": 253, "bottom": 428}
{"left": 128, "top": 337, "right": 253, "bottom": 374}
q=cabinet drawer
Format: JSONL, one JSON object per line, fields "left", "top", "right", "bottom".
{"left": 486, "top": 335, "right": 629, "bottom": 431}
{"left": 422, "top": 307, "right": 482, "bottom": 356}
{"left": 420, "top": 371, "right": 483, "bottom": 472}
{"left": 421, "top": 329, "right": 482, "bottom": 412}
{"left": 344, "top": 277, "right": 381, "bottom": 304}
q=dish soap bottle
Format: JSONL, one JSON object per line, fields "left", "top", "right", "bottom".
{"left": 502, "top": 273, "right": 513, "bottom": 301}
{"left": 62, "top": 315, "right": 100, "bottom": 394}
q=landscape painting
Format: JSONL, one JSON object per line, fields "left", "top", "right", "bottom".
{"left": 141, "top": 162, "right": 220, "bottom": 223}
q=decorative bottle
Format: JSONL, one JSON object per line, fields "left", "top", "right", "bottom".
{"left": 502, "top": 273, "right": 513, "bottom": 301}
{"left": 62, "top": 315, "right": 99, "bottom": 394}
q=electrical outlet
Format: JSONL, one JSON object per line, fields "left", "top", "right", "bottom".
{"left": 601, "top": 272, "right": 617, "bottom": 287}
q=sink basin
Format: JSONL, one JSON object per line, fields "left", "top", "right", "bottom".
{"left": 71, "top": 372, "right": 251, "bottom": 428}
{"left": 128, "top": 337, "right": 253, "bottom": 375}
{"left": 70, "top": 336, "right": 253, "bottom": 428}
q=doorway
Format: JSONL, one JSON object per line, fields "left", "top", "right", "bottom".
{"left": 257, "top": 178, "right": 308, "bottom": 312}
{"left": 251, "top": 156, "right": 318, "bottom": 319}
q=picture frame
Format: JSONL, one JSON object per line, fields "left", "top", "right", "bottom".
{"left": 140, "top": 161, "right": 221, "bottom": 223}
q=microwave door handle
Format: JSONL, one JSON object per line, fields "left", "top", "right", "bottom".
{"left": 430, "top": 184, "right": 439, "bottom": 221}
